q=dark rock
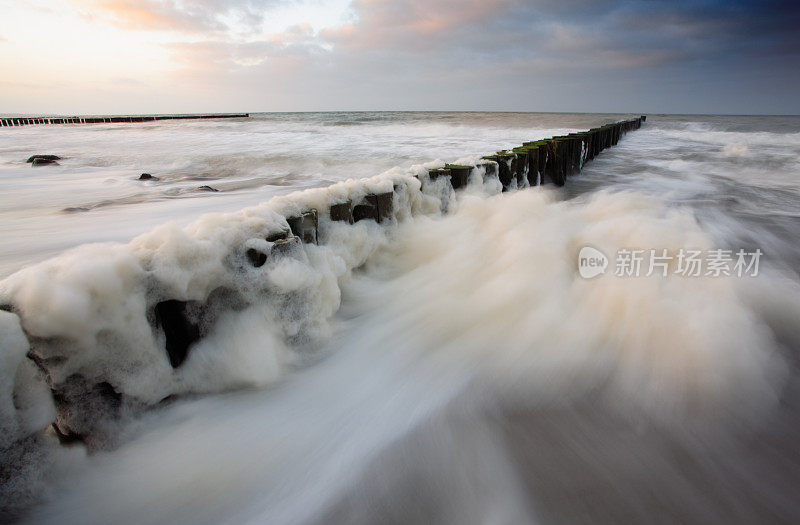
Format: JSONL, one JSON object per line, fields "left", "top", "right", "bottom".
{"left": 196, "top": 185, "right": 219, "bottom": 192}
{"left": 26, "top": 154, "right": 61, "bottom": 163}
{"left": 138, "top": 173, "right": 159, "bottom": 181}
{"left": 31, "top": 158, "right": 59, "bottom": 167}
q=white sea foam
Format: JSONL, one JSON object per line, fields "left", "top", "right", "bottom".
{"left": 0, "top": 311, "right": 54, "bottom": 449}
{"left": 17, "top": 184, "right": 797, "bottom": 524}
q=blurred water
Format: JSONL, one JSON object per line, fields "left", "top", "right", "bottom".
{"left": 2, "top": 113, "right": 800, "bottom": 524}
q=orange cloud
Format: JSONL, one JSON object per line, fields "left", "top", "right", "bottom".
{"left": 91, "top": 0, "right": 179, "bottom": 30}
{"left": 70, "top": 0, "right": 229, "bottom": 33}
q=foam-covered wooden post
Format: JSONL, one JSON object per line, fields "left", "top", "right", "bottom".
{"left": 561, "top": 137, "right": 572, "bottom": 176}
{"left": 571, "top": 135, "right": 583, "bottom": 173}
{"left": 330, "top": 201, "right": 353, "bottom": 224}
{"left": 352, "top": 192, "right": 393, "bottom": 223}
{"left": 444, "top": 164, "right": 472, "bottom": 190}
{"left": 428, "top": 167, "right": 452, "bottom": 183}
{"left": 492, "top": 152, "right": 516, "bottom": 189}
{"left": 511, "top": 147, "right": 531, "bottom": 185}
{"left": 480, "top": 156, "right": 503, "bottom": 185}
{"left": 519, "top": 143, "right": 541, "bottom": 186}
{"left": 355, "top": 195, "right": 383, "bottom": 223}
{"left": 287, "top": 209, "right": 318, "bottom": 244}
{"left": 246, "top": 231, "right": 298, "bottom": 268}
{"left": 369, "top": 192, "right": 393, "bottom": 222}
{"left": 544, "top": 139, "right": 567, "bottom": 186}
{"left": 475, "top": 160, "right": 498, "bottom": 182}
{"left": 508, "top": 151, "right": 527, "bottom": 186}
{"left": 562, "top": 136, "right": 576, "bottom": 176}
{"left": 352, "top": 203, "right": 375, "bottom": 223}
{"left": 573, "top": 132, "right": 589, "bottom": 167}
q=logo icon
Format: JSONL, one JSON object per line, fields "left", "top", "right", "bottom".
{"left": 578, "top": 246, "right": 608, "bottom": 279}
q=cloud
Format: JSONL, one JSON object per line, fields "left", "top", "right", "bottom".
{"left": 157, "top": 0, "right": 800, "bottom": 99}
{"left": 321, "top": 0, "right": 516, "bottom": 51}
{"left": 6, "top": 0, "right": 799, "bottom": 113}
{"left": 69, "top": 0, "right": 800, "bottom": 75}
{"left": 74, "top": 0, "right": 285, "bottom": 33}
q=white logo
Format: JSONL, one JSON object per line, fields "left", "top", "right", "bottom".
{"left": 578, "top": 246, "right": 608, "bottom": 279}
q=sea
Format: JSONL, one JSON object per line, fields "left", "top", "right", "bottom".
{"left": 1, "top": 112, "right": 799, "bottom": 523}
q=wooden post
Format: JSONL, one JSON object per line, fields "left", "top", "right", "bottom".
{"left": 427, "top": 167, "right": 452, "bottom": 182}
{"left": 287, "top": 210, "right": 318, "bottom": 244}
{"left": 330, "top": 201, "right": 353, "bottom": 224}
{"left": 444, "top": 164, "right": 472, "bottom": 190}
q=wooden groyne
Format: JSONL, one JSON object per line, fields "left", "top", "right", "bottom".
{"left": 161, "top": 116, "right": 647, "bottom": 368}
{"left": 0, "top": 113, "right": 249, "bottom": 127}
{"left": 0, "top": 115, "right": 647, "bottom": 445}
{"left": 278, "top": 116, "right": 648, "bottom": 246}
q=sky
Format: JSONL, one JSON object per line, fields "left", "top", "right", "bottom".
{"left": 0, "top": 0, "right": 798, "bottom": 115}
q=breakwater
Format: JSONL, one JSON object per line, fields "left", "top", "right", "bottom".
{"left": 0, "top": 116, "right": 644, "bottom": 451}
{"left": 0, "top": 113, "right": 249, "bottom": 127}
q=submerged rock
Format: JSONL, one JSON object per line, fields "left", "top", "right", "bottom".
{"left": 31, "top": 158, "right": 59, "bottom": 167}
{"left": 138, "top": 173, "right": 158, "bottom": 181}
{"left": 196, "top": 185, "right": 219, "bottom": 192}
{"left": 26, "top": 155, "right": 61, "bottom": 163}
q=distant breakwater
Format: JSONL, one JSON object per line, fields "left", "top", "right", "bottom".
{"left": 0, "top": 113, "right": 249, "bottom": 127}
